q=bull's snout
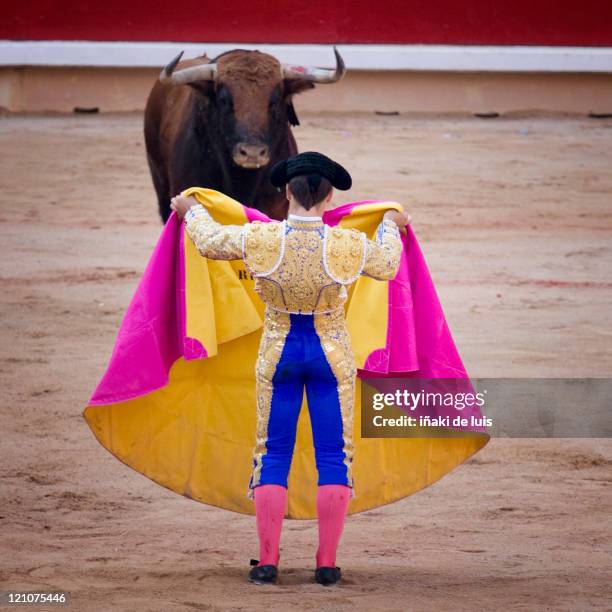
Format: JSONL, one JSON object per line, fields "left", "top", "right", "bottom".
{"left": 232, "top": 142, "right": 270, "bottom": 169}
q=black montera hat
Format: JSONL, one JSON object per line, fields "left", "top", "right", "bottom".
{"left": 269, "top": 151, "right": 352, "bottom": 191}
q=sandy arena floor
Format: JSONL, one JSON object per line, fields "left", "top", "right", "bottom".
{"left": 0, "top": 111, "right": 611, "bottom": 611}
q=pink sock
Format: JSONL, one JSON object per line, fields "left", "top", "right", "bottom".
{"left": 254, "top": 484, "right": 287, "bottom": 567}
{"left": 316, "top": 484, "right": 350, "bottom": 568}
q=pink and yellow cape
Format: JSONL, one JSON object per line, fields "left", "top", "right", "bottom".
{"left": 83, "top": 188, "right": 489, "bottom": 519}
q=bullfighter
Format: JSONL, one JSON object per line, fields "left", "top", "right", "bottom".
{"left": 170, "top": 151, "right": 410, "bottom": 586}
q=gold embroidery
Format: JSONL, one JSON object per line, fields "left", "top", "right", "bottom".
{"left": 253, "top": 277, "right": 285, "bottom": 308}
{"left": 244, "top": 221, "right": 284, "bottom": 275}
{"left": 324, "top": 227, "right": 364, "bottom": 283}
{"left": 184, "top": 205, "right": 244, "bottom": 260}
{"left": 313, "top": 308, "right": 357, "bottom": 492}
{"left": 248, "top": 307, "right": 292, "bottom": 497}
{"left": 361, "top": 219, "right": 402, "bottom": 280}
{"left": 250, "top": 218, "right": 358, "bottom": 314}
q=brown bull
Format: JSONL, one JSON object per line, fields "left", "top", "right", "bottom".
{"left": 144, "top": 47, "right": 345, "bottom": 222}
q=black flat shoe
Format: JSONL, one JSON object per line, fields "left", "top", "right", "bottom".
{"left": 248, "top": 559, "right": 278, "bottom": 584}
{"left": 315, "top": 566, "right": 341, "bottom": 586}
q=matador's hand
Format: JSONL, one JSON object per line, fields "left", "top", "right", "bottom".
{"left": 170, "top": 194, "right": 199, "bottom": 219}
{"left": 384, "top": 209, "right": 412, "bottom": 234}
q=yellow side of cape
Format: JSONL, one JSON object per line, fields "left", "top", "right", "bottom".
{"left": 83, "top": 188, "right": 487, "bottom": 519}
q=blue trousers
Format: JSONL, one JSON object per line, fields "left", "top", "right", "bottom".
{"left": 249, "top": 309, "right": 356, "bottom": 496}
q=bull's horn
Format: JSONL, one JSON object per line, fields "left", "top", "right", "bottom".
{"left": 281, "top": 46, "right": 345, "bottom": 83}
{"left": 159, "top": 51, "right": 217, "bottom": 85}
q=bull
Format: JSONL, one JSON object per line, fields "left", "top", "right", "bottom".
{"left": 144, "top": 47, "right": 345, "bottom": 222}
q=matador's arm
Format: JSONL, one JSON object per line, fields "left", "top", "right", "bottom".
{"left": 361, "top": 216, "right": 403, "bottom": 280}
{"left": 184, "top": 203, "right": 245, "bottom": 260}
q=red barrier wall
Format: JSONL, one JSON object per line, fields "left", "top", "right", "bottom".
{"left": 4, "top": 0, "right": 612, "bottom": 46}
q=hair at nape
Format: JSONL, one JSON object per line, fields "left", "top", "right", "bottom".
{"left": 288, "top": 174, "right": 332, "bottom": 210}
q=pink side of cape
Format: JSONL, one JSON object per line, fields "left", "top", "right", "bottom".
{"left": 88, "top": 201, "right": 467, "bottom": 406}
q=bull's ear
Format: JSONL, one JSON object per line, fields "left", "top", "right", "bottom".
{"left": 287, "top": 101, "right": 300, "bottom": 126}
{"left": 283, "top": 79, "right": 314, "bottom": 126}
{"left": 283, "top": 78, "right": 315, "bottom": 96}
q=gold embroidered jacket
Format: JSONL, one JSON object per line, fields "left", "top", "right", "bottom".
{"left": 184, "top": 205, "right": 402, "bottom": 315}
